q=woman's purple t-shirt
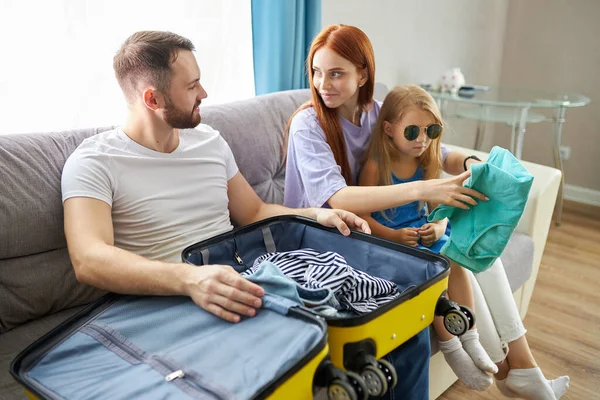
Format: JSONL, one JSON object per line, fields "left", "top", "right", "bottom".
{"left": 283, "top": 101, "right": 450, "bottom": 208}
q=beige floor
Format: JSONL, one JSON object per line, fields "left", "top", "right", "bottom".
{"left": 439, "top": 202, "right": 600, "bottom": 399}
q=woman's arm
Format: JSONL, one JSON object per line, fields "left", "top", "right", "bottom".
{"left": 227, "top": 172, "right": 370, "bottom": 235}
{"left": 328, "top": 182, "right": 422, "bottom": 215}
{"left": 288, "top": 126, "right": 486, "bottom": 215}
{"left": 329, "top": 170, "right": 483, "bottom": 214}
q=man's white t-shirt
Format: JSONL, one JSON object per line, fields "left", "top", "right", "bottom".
{"left": 61, "top": 125, "right": 238, "bottom": 263}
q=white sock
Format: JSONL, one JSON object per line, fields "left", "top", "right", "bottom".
{"left": 439, "top": 336, "right": 493, "bottom": 391}
{"left": 505, "top": 367, "right": 555, "bottom": 400}
{"left": 495, "top": 378, "right": 520, "bottom": 398}
{"left": 497, "top": 374, "right": 570, "bottom": 399}
{"left": 549, "top": 375, "right": 570, "bottom": 399}
{"left": 460, "top": 329, "right": 498, "bottom": 374}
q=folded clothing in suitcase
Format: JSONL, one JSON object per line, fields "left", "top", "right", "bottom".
{"left": 11, "top": 293, "right": 329, "bottom": 400}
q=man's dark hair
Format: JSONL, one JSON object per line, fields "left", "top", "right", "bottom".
{"left": 113, "top": 31, "right": 195, "bottom": 102}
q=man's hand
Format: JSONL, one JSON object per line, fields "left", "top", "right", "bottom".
{"left": 184, "top": 265, "right": 265, "bottom": 323}
{"left": 395, "top": 227, "right": 420, "bottom": 247}
{"left": 314, "top": 209, "right": 371, "bottom": 236}
{"left": 419, "top": 223, "right": 445, "bottom": 247}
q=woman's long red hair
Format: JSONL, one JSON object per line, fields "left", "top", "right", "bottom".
{"left": 284, "top": 24, "right": 375, "bottom": 184}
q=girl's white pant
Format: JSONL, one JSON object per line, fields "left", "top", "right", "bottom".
{"left": 469, "top": 258, "right": 527, "bottom": 363}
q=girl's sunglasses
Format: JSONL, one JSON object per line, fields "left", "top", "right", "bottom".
{"left": 404, "top": 124, "right": 442, "bottom": 141}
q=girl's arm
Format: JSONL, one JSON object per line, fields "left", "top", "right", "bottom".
{"left": 426, "top": 200, "right": 449, "bottom": 230}
{"left": 420, "top": 200, "right": 449, "bottom": 247}
{"left": 444, "top": 150, "right": 483, "bottom": 175}
{"left": 359, "top": 214, "right": 420, "bottom": 247}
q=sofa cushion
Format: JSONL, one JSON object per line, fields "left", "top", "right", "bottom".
{"left": 0, "top": 306, "right": 85, "bottom": 399}
{"left": 0, "top": 129, "right": 110, "bottom": 333}
{"left": 0, "top": 129, "right": 110, "bottom": 259}
{"left": 202, "top": 89, "right": 310, "bottom": 205}
{"left": 0, "top": 248, "right": 105, "bottom": 333}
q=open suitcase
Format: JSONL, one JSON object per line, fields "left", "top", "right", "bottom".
{"left": 10, "top": 290, "right": 333, "bottom": 399}
{"left": 182, "top": 216, "right": 472, "bottom": 399}
{"left": 11, "top": 216, "right": 471, "bottom": 400}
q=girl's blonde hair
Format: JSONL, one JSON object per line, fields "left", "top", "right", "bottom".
{"left": 366, "top": 85, "right": 445, "bottom": 187}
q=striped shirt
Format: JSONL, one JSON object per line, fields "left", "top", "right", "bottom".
{"left": 243, "top": 249, "right": 399, "bottom": 314}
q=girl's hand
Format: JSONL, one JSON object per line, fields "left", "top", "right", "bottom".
{"left": 395, "top": 228, "right": 420, "bottom": 247}
{"left": 419, "top": 223, "right": 444, "bottom": 247}
{"left": 422, "top": 171, "right": 488, "bottom": 210}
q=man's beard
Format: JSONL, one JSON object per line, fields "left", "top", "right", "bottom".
{"left": 163, "top": 95, "right": 201, "bottom": 129}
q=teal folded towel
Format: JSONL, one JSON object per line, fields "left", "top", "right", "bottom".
{"left": 428, "top": 147, "right": 533, "bottom": 273}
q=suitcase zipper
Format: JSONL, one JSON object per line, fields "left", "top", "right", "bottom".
{"left": 233, "top": 251, "right": 243, "bottom": 265}
{"left": 165, "top": 369, "right": 185, "bottom": 381}
{"left": 153, "top": 356, "right": 227, "bottom": 400}
{"left": 82, "top": 324, "right": 145, "bottom": 364}
{"left": 232, "top": 238, "right": 244, "bottom": 265}
{"left": 82, "top": 324, "right": 228, "bottom": 399}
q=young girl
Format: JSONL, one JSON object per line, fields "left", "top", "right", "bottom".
{"left": 359, "top": 85, "right": 568, "bottom": 399}
{"left": 359, "top": 85, "right": 497, "bottom": 391}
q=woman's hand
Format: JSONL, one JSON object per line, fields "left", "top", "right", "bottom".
{"left": 421, "top": 171, "right": 488, "bottom": 210}
{"left": 313, "top": 208, "right": 371, "bottom": 235}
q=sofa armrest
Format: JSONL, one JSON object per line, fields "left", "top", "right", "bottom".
{"left": 443, "top": 145, "right": 561, "bottom": 316}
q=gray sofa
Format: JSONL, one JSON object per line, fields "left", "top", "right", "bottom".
{"left": 0, "top": 89, "right": 561, "bottom": 399}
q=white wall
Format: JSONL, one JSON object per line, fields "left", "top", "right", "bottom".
{"left": 322, "top": 0, "right": 510, "bottom": 149}
{"left": 498, "top": 0, "right": 600, "bottom": 193}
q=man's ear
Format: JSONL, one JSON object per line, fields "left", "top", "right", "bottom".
{"left": 142, "top": 88, "right": 161, "bottom": 111}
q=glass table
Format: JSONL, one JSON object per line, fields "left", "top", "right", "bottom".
{"left": 428, "top": 87, "right": 590, "bottom": 226}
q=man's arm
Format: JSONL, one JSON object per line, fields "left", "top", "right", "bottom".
{"left": 64, "top": 197, "right": 264, "bottom": 322}
{"left": 226, "top": 172, "right": 371, "bottom": 235}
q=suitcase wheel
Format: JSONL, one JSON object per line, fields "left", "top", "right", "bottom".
{"left": 361, "top": 364, "right": 388, "bottom": 397}
{"left": 327, "top": 378, "right": 358, "bottom": 400}
{"left": 443, "top": 309, "right": 469, "bottom": 336}
{"left": 376, "top": 358, "right": 398, "bottom": 389}
{"left": 345, "top": 370, "right": 368, "bottom": 400}
{"left": 434, "top": 295, "right": 455, "bottom": 316}
{"left": 459, "top": 305, "right": 476, "bottom": 329}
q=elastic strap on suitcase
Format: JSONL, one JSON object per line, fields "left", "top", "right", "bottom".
{"left": 262, "top": 227, "right": 276, "bottom": 253}
{"left": 200, "top": 248, "right": 210, "bottom": 265}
